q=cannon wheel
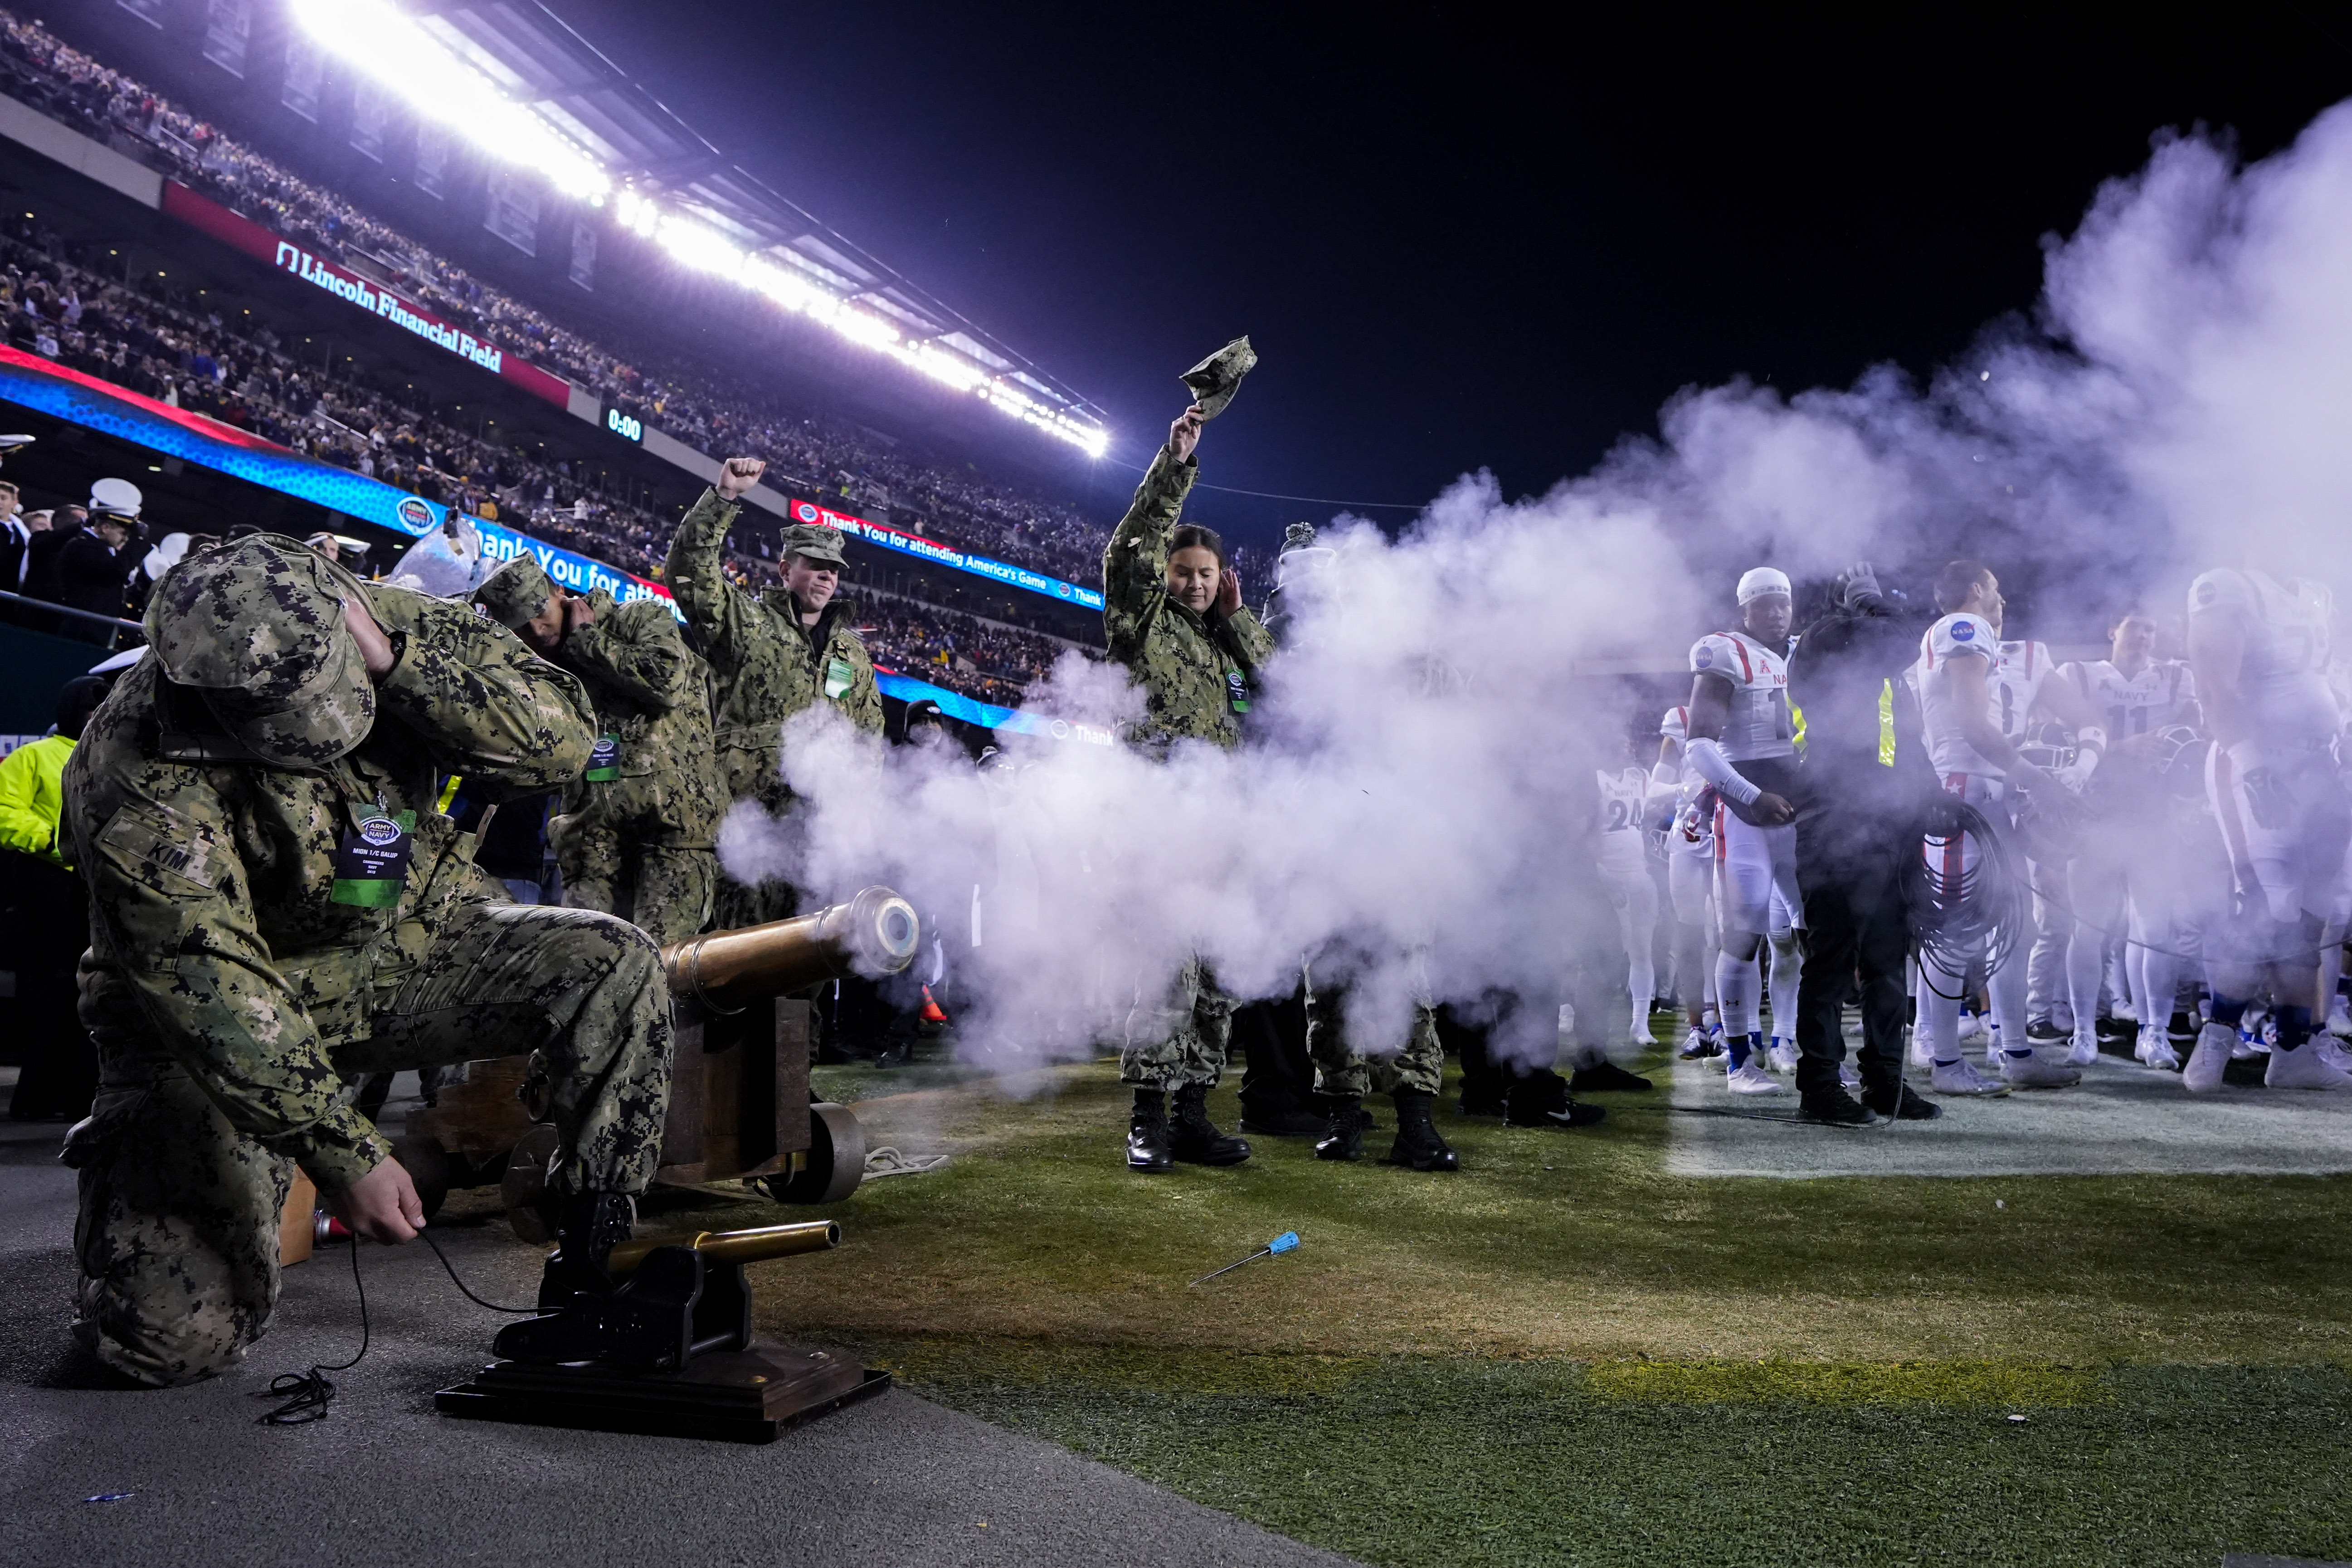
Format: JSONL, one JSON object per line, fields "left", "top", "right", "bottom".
{"left": 761, "top": 1102, "right": 865, "bottom": 1206}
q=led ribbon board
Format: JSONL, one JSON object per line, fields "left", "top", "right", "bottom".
{"left": 0, "top": 343, "right": 668, "bottom": 609}
{"left": 785, "top": 497, "right": 1104, "bottom": 612}
{"left": 160, "top": 183, "right": 576, "bottom": 410}
{"left": 873, "top": 669, "right": 1111, "bottom": 745}
{"left": 0, "top": 346, "right": 1100, "bottom": 740}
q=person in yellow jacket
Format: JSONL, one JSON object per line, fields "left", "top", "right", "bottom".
{"left": 3, "top": 675, "right": 107, "bottom": 1119}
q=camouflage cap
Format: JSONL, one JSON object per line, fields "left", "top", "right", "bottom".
{"left": 1181, "top": 336, "right": 1257, "bottom": 420}
{"left": 473, "top": 553, "right": 558, "bottom": 628}
{"left": 144, "top": 532, "right": 376, "bottom": 767}
{"left": 779, "top": 523, "right": 848, "bottom": 569}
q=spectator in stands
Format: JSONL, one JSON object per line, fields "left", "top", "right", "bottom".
{"left": 50, "top": 478, "right": 141, "bottom": 643}
{"left": 0, "top": 479, "right": 29, "bottom": 591}
{"left": 2, "top": 675, "right": 107, "bottom": 1119}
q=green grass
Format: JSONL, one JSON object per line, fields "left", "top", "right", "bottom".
{"left": 611, "top": 1036, "right": 2352, "bottom": 1566}
{"left": 874, "top": 1346, "right": 2352, "bottom": 1568}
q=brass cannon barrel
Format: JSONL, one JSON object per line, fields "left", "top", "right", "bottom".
{"left": 660, "top": 886, "right": 920, "bottom": 1013}
{"left": 606, "top": 1219, "right": 842, "bottom": 1276}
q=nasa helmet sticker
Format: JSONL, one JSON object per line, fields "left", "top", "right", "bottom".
{"left": 331, "top": 812, "right": 414, "bottom": 908}
{"left": 1695, "top": 645, "right": 1714, "bottom": 668}
{"left": 1950, "top": 620, "right": 1975, "bottom": 642}
{"left": 2196, "top": 581, "right": 2218, "bottom": 606}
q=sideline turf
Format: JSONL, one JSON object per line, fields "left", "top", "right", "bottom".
{"left": 871, "top": 1347, "right": 2352, "bottom": 1568}
{"left": 660, "top": 1037, "right": 2352, "bottom": 1565}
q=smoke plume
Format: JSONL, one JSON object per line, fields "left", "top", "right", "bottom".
{"left": 727, "top": 103, "right": 2352, "bottom": 1069}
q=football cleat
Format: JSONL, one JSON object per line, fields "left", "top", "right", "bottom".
{"left": 2134, "top": 1029, "right": 2181, "bottom": 1071}
{"left": 2182, "top": 1023, "right": 2237, "bottom": 1095}
{"left": 1767, "top": 1036, "right": 1800, "bottom": 1074}
{"left": 2265, "top": 1043, "right": 2352, "bottom": 1091}
{"left": 2065, "top": 1032, "right": 2101, "bottom": 1068}
{"left": 1998, "top": 1048, "right": 2081, "bottom": 1089}
{"left": 1725, "top": 1060, "right": 1785, "bottom": 1095}
{"left": 1678, "top": 1027, "right": 1720, "bottom": 1061}
{"left": 1929, "top": 1057, "right": 2010, "bottom": 1096}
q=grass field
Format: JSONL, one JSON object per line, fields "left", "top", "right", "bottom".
{"left": 632, "top": 1035, "right": 2352, "bottom": 1567}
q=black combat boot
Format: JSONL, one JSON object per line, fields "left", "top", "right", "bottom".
{"left": 1168, "top": 1084, "right": 1251, "bottom": 1166}
{"left": 1314, "top": 1094, "right": 1364, "bottom": 1161}
{"left": 1127, "top": 1089, "right": 1173, "bottom": 1172}
{"left": 1384, "top": 1090, "right": 1460, "bottom": 1171}
{"left": 536, "top": 1189, "right": 637, "bottom": 1308}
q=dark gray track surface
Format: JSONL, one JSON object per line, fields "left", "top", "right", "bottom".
{"left": 0, "top": 1104, "right": 1353, "bottom": 1568}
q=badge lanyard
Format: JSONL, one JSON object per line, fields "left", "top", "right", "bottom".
{"left": 330, "top": 791, "right": 415, "bottom": 908}
{"left": 585, "top": 734, "right": 622, "bottom": 782}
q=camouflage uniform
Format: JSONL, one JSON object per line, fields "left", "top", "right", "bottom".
{"left": 1122, "top": 955, "right": 1236, "bottom": 1091}
{"left": 664, "top": 494, "right": 883, "bottom": 928}
{"left": 62, "top": 536, "right": 672, "bottom": 1387}
{"left": 474, "top": 560, "right": 724, "bottom": 945}
{"left": 1102, "top": 448, "right": 1275, "bottom": 751}
{"left": 1306, "top": 973, "right": 1445, "bottom": 1097}
{"left": 1103, "top": 449, "right": 1274, "bottom": 1090}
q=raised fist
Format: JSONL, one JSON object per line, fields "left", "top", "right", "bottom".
{"left": 716, "top": 456, "right": 765, "bottom": 500}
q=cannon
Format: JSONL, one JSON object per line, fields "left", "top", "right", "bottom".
{"left": 435, "top": 1219, "right": 889, "bottom": 1442}
{"left": 397, "top": 887, "right": 920, "bottom": 1238}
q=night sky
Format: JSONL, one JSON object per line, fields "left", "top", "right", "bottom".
{"left": 558, "top": 3, "right": 2347, "bottom": 554}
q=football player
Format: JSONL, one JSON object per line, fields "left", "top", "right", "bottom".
{"left": 2179, "top": 568, "right": 2352, "bottom": 1092}
{"left": 1656, "top": 706, "right": 1724, "bottom": 1058}
{"left": 2043, "top": 612, "right": 2200, "bottom": 1066}
{"left": 1680, "top": 566, "right": 1806, "bottom": 1096}
{"left": 1912, "top": 561, "right": 2107, "bottom": 1092}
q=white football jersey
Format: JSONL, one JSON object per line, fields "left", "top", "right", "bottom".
{"left": 1688, "top": 630, "right": 1795, "bottom": 761}
{"left": 1596, "top": 766, "right": 1654, "bottom": 872}
{"left": 1914, "top": 612, "right": 2016, "bottom": 778}
{"left": 2058, "top": 657, "right": 2196, "bottom": 741}
{"left": 2188, "top": 569, "right": 2341, "bottom": 740}
{"left": 1992, "top": 639, "right": 2054, "bottom": 743}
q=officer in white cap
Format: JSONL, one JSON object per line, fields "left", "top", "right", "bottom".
{"left": 51, "top": 478, "right": 145, "bottom": 643}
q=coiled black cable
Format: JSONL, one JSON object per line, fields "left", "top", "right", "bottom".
{"left": 1901, "top": 795, "right": 2027, "bottom": 998}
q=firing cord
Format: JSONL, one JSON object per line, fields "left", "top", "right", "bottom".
{"left": 255, "top": 1230, "right": 370, "bottom": 1425}
{"left": 256, "top": 1223, "right": 541, "bottom": 1425}
{"left": 418, "top": 1227, "right": 540, "bottom": 1314}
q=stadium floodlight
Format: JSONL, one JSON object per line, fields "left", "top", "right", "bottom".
{"left": 285, "top": 0, "right": 1109, "bottom": 455}
{"left": 288, "top": 0, "right": 609, "bottom": 202}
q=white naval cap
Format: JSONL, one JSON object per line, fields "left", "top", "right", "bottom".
{"left": 1736, "top": 565, "right": 1791, "bottom": 604}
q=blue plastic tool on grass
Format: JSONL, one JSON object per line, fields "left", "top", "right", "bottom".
{"left": 1189, "top": 1231, "right": 1300, "bottom": 1286}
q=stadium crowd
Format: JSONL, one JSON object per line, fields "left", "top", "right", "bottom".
{"left": 0, "top": 9, "right": 1115, "bottom": 586}
{"left": 1, "top": 218, "right": 1082, "bottom": 699}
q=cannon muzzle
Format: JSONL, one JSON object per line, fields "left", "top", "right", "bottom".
{"left": 661, "top": 885, "right": 919, "bottom": 1013}
{"left": 605, "top": 1219, "right": 842, "bottom": 1276}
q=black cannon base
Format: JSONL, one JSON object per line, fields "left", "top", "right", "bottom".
{"left": 435, "top": 1342, "right": 887, "bottom": 1444}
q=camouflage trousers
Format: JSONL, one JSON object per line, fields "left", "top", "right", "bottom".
{"left": 1120, "top": 955, "right": 1234, "bottom": 1090}
{"left": 559, "top": 828, "right": 717, "bottom": 946}
{"left": 69, "top": 899, "right": 673, "bottom": 1388}
{"left": 1307, "top": 973, "right": 1445, "bottom": 1098}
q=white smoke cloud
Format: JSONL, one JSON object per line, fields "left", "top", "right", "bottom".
{"left": 739, "top": 102, "right": 2352, "bottom": 1069}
